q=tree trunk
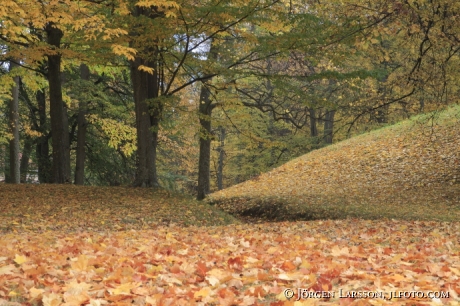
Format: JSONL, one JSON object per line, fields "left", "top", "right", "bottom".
{"left": 20, "top": 138, "right": 33, "bottom": 183}
{"left": 2, "top": 145, "right": 10, "bottom": 183}
{"left": 129, "top": 5, "right": 162, "bottom": 188}
{"left": 8, "top": 61, "right": 20, "bottom": 184}
{"left": 196, "top": 40, "right": 219, "bottom": 200}
{"left": 197, "top": 81, "right": 214, "bottom": 200}
{"left": 36, "top": 89, "right": 52, "bottom": 183}
{"left": 323, "top": 110, "right": 335, "bottom": 144}
{"left": 75, "top": 64, "right": 89, "bottom": 185}
{"left": 131, "top": 56, "right": 160, "bottom": 187}
{"left": 46, "top": 23, "right": 70, "bottom": 183}
{"left": 309, "top": 108, "right": 318, "bottom": 137}
{"left": 217, "top": 126, "right": 225, "bottom": 190}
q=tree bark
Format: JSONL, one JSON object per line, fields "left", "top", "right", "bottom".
{"left": 46, "top": 23, "right": 70, "bottom": 183}
{"left": 75, "top": 64, "right": 89, "bottom": 185}
{"left": 309, "top": 108, "right": 318, "bottom": 137}
{"left": 196, "top": 40, "right": 219, "bottom": 200}
{"left": 35, "top": 89, "right": 52, "bottom": 183}
{"left": 129, "top": 5, "right": 162, "bottom": 188}
{"left": 8, "top": 61, "right": 20, "bottom": 184}
{"left": 20, "top": 138, "right": 33, "bottom": 183}
{"left": 197, "top": 81, "right": 214, "bottom": 200}
{"left": 217, "top": 126, "right": 225, "bottom": 190}
{"left": 2, "top": 145, "right": 11, "bottom": 183}
{"left": 323, "top": 110, "right": 335, "bottom": 144}
{"left": 131, "top": 56, "right": 160, "bottom": 187}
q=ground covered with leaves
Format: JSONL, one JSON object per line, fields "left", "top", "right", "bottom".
{"left": 1, "top": 220, "right": 459, "bottom": 305}
{"left": 209, "top": 105, "right": 460, "bottom": 222}
{"left": 1, "top": 107, "right": 459, "bottom": 305}
{"left": 0, "top": 185, "right": 238, "bottom": 233}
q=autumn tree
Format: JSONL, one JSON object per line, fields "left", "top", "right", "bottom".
{"left": 8, "top": 61, "right": 20, "bottom": 184}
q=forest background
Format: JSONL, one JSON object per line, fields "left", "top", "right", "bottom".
{"left": 0, "top": 0, "right": 459, "bottom": 200}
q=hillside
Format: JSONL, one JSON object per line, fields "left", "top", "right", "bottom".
{"left": 209, "top": 105, "right": 460, "bottom": 222}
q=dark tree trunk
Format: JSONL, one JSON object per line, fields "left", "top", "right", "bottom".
{"left": 3, "top": 145, "right": 11, "bottom": 183}
{"left": 196, "top": 41, "right": 218, "bottom": 200}
{"left": 131, "top": 56, "right": 160, "bottom": 187}
{"left": 309, "top": 108, "right": 318, "bottom": 137}
{"left": 20, "top": 138, "right": 33, "bottom": 183}
{"left": 8, "top": 61, "right": 20, "bottom": 184}
{"left": 36, "top": 89, "right": 52, "bottom": 183}
{"left": 323, "top": 110, "right": 336, "bottom": 144}
{"left": 129, "top": 5, "right": 162, "bottom": 188}
{"left": 75, "top": 64, "right": 89, "bottom": 185}
{"left": 217, "top": 126, "right": 225, "bottom": 190}
{"left": 46, "top": 23, "right": 70, "bottom": 183}
{"left": 197, "top": 81, "right": 214, "bottom": 200}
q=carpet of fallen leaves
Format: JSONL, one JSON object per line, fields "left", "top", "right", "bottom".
{"left": 1, "top": 220, "right": 460, "bottom": 305}
{"left": 209, "top": 106, "right": 460, "bottom": 222}
{"left": 1, "top": 107, "right": 459, "bottom": 305}
{"left": 0, "top": 185, "right": 238, "bottom": 233}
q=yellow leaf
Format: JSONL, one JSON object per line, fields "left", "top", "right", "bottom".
{"left": 449, "top": 267, "right": 460, "bottom": 276}
{"left": 42, "top": 293, "right": 62, "bottom": 306}
{"left": 111, "top": 44, "right": 137, "bottom": 61}
{"left": 71, "top": 255, "right": 89, "bottom": 271}
{"left": 194, "top": 287, "right": 212, "bottom": 298}
{"left": 138, "top": 65, "right": 154, "bottom": 75}
{"left": 29, "top": 287, "right": 45, "bottom": 299}
{"left": 108, "top": 282, "right": 139, "bottom": 295}
{"left": 14, "top": 254, "right": 27, "bottom": 265}
{"left": 330, "top": 246, "right": 349, "bottom": 256}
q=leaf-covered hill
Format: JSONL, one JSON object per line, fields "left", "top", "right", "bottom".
{"left": 209, "top": 105, "right": 460, "bottom": 222}
{"left": 0, "top": 185, "right": 238, "bottom": 233}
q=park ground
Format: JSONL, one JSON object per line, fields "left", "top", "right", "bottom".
{"left": 0, "top": 105, "right": 459, "bottom": 305}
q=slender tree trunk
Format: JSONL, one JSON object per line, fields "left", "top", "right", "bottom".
{"left": 217, "top": 126, "right": 225, "bottom": 190}
{"left": 197, "top": 81, "right": 214, "bottom": 200}
{"left": 309, "top": 108, "right": 318, "bottom": 137}
{"left": 147, "top": 62, "right": 161, "bottom": 186}
{"left": 196, "top": 41, "right": 219, "bottom": 200}
{"left": 75, "top": 64, "right": 89, "bottom": 185}
{"left": 36, "top": 89, "right": 52, "bottom": 183}
{"left": 8, "top": 61, "right": 20, "bottom": 184}
{"left": 20, "top": 138, "right": 33, "bottom": 183}
{"left": 3, "top": 145, "right": 11, "bottom": 183}
{"left": 46, "top": 23, "right": 70, "bottom": 183}
{"left": 323, "top": 110, "right": 335, "bottom": 144}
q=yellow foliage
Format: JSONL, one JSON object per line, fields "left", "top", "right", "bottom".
{"left": 111, "top": 44, "right": 137, "bottom": 61}
{"left": 138, "top": 65, "right": 155, "bottom": 74}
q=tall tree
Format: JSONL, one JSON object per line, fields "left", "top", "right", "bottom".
{"left": 8, "top": 61, "right": 20, "bottom": 184}
{"left": 46, "top": 23, "right": 71, "bottom": 183}
{"left": 35, "top": 89, "right": 52, "bottom": 183}
{"left": 75, "top": 64, "right": 90, "bottom": 185}
{"left": 197, "top": 41, "right": 218, "bottom": 200}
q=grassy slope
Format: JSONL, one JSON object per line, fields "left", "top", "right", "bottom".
{"left": 209, "top": 105, "right": 460, "bottom": 222}
{"left": 0, "top": 185, "right": 238, "bottom": 233}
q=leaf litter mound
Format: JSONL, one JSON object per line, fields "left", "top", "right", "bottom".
{"left": 209, "top": 105, "right": 460, "bottom": 222}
